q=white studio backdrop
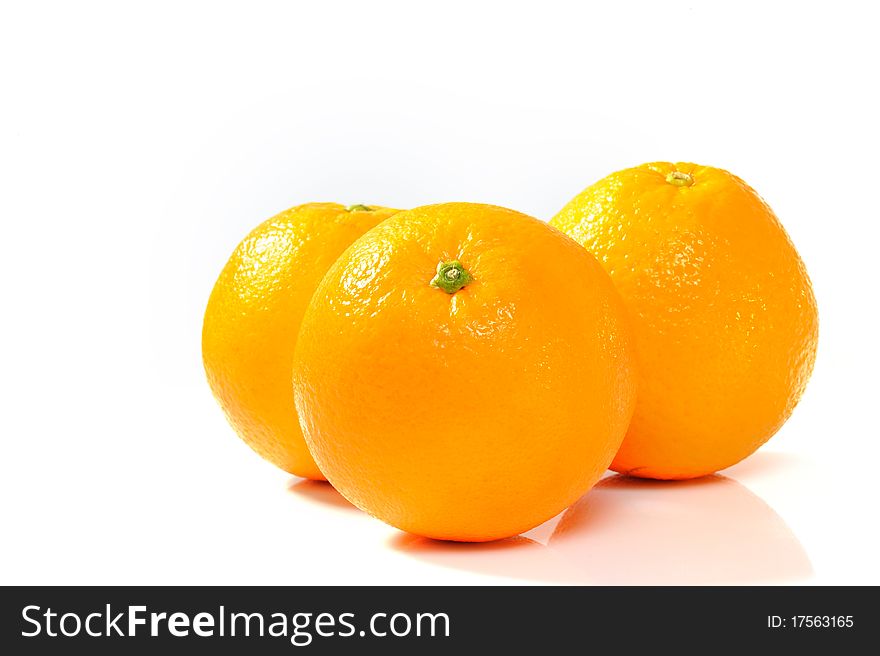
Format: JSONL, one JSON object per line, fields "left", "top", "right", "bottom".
{"left": 1, "top": 1, "right": 878, "bottom": 584}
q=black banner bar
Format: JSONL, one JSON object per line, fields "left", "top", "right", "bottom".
{"left": 1, "top": 586, "right": 871, "bottom": 653}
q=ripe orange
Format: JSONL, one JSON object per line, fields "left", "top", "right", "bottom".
{"left": 293, "top": 202, "right": 637, "bottom": 541}
{"left": 551, "top": 162, "right": 818, "bottom": 479}
{"left": 203, "top": 202, "right": 399, "bottom": 479}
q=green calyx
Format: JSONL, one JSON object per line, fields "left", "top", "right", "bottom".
{"left": 430, "top": 260, "right": 473, "bottom": 294}
{"left": 666, "top": 171, "right": 694, "bottom": 187}
{"left": 346, "top": 204, "right": 372, "bottom": 212}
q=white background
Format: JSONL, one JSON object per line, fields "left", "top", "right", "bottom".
{"left": 2, "top": 1, "right": 878, "bottom": 585}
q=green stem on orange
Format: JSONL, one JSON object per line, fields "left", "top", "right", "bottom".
{"left": 666, "top": 171, "right": 694, "bottom": 187}
{"left": 430, "top": 260, "right": 473, "bottom": 294}
{"left": 346, "top": 204, "right": 372, "bottom": 212}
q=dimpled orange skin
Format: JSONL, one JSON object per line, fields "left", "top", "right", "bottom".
{"left": 293, "top": 203, "right": 637, "bottom": 541}
{"left": 551, "top": 162, "right": 818, "bottom": 480}
{"left": 203, "top": 203, "right": 399, "bottom": 480}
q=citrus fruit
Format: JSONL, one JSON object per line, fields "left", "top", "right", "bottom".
{"left": 551, "top": 162, "right": 818, "bottom": 479}
{"left": 203, "top": 202, "right": 399, "bottom": 479}
{"left": 293, "top": 202, "right": 637, "bottom": 541}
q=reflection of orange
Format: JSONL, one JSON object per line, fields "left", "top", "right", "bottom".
{"left": 203, "top": 203, "right": 399, "bottom": 479}
{"left": 549, "top": 474, "right": 812, "bottom": 584}
{"left": 293, "top": 203, "right": 637, "bottom": 541}
{"left": 391, "top": 533, "right": 559, "bottom": 582}
{"left": 393, "top": 468, "right": 812, "bottom": 584}
{"left": 552, "top": 163, "right": 818, "bottom": 479}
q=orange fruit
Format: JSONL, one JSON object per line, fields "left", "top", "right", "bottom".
{"left": 551, "top": 162, "right": 818, "bottom": 479}
{"left": 203, "top": 202, "right": 399, "bottom": 479}
{"left": 293, "top": 202, "right": 637, "bottom": 541}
